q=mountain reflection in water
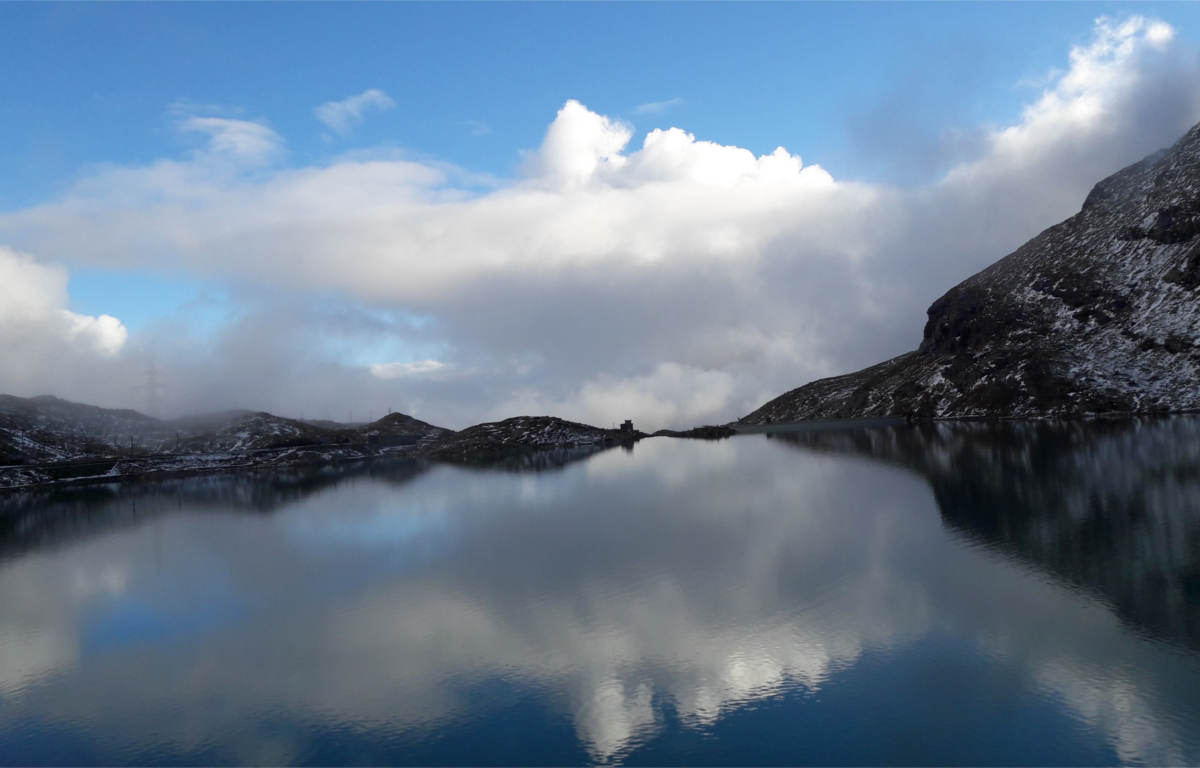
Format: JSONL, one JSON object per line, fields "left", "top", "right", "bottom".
{"left": 770, "top": 416, "right": 1200, "bottom": 652}
{"left": 0, "top": 421, "right": 1198, "bottom": 765}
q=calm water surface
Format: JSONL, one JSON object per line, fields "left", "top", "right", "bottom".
{"left": 1, "top": 419, "right": 1199, "bottom": 765}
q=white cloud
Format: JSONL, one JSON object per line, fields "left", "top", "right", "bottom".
{"left": 0, "top": 247, "right": 128, "bottom": 398}
{"left": 633, "top": 97, "right": 684, "bottom": 115}
{"left": 0, "top": 247, "right": 127, "bottom": 358}
{"left": 944, "top": 16, "right": 1183, "bottom": 190}
{"left": 179, "top": 116, "right": 283, "bottom": 164}
{"left": 369, "top": 360, "right": 451, "bottom": 380}
{"left": 0, "top": 16, "right": 1198, "bottom": 428}
{"left": 522, "top": 98, "right": 634, "bottom": 189}
{"left": 1146, "top": 19, "right": 1175, "bottom": 47}
{"left": 314, "top": 88, "right": 396, "bottom": 136}
{"left": 61, "top": 311, "right": 127, "bottom": 356}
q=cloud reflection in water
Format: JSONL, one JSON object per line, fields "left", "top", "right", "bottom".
{"left": 0, "top": 424, "right": 1198, "bottom": 764}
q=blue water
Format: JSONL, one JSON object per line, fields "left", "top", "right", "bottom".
{"left": 1, "top": 419, "right": 1199, "bottom": 765}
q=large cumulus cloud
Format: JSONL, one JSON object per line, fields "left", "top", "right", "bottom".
{"left": 0, "top": 247, "right": 128, "bottom": 399}
{"left": 1, "top": 16, "right": 1198, "bottom": 427}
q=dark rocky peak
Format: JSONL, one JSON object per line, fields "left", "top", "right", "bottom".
{"left": 363, "top": 411, "right": 450, "bottom": 437}
{"left": 1081, "top": 120, "right": 1200, "bottom": 215}
{"left": 1081, "top": 147, "right": 1167, "bottom": 213}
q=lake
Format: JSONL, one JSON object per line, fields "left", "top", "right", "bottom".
{"left": 1, "top": 418, "right": 1199, "bottom": 765}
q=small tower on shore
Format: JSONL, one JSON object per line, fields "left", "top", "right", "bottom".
{"left": 620, "top": 419, "right": 634, "bottom": 434}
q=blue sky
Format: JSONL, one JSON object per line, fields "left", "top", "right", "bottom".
{"left": 8, "top": 2, "right": 1200, "bottom": 204}
{"left": 3, "top": 3, "right": 1200, "bottom": 425}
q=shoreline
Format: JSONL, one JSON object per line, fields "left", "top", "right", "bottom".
{"left": 8, "top": 410, "right": 1199, "bottom": 494}
{"left": 0, "top": 443, "right": 422, "bottom": 493}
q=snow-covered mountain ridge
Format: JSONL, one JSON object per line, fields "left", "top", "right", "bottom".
{"left": 743, "top": 121, "right": 1200, "bottom": 424}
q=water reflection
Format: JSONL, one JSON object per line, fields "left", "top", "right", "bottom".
{"left": 770, "top": 417, "right": 1200, "bottom": 651}
{"left": 0, "top": 460, "right": 430, "bottom": 558}
{"left": 0, "top": 427, "right": 1198, "bottom": 764}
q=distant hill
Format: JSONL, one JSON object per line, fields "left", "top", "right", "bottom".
{"left": 427, "top": 416, "right": 641, "bottom": 464}
{"left": 0, "top": 394, "right": 155, "bottom": 463}
{"left": 743, "top": 120, "right": 1200, "bottom": 423}
{"left": 0, "top": 394, "right": 450, "bottom": 466}
{"left": 0, "top": 396, "right": 649, "bottom": 489}
{"left": 361, "top": 412, "right": 453, "bottom": 443}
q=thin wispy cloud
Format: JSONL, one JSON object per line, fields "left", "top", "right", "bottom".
{"left": 370, "top": 360, "right": 452, "bottom": 380}
{"left": 1014, "top": 68, "right": 1065, "bottom": 90}
{"left": 168, "top": 99, "right": 247, "bottom": 118}
{"left": 178, "top": 116, "right": 283, "bottom": 164}
{"left": 633, "top": 97, "right": 684, "bottom": 116}
{"left": 462, "top": 119, "right": 491, "bottom": 136}
{"left": 314, "top": 88, "right": 396, "bottom": 136}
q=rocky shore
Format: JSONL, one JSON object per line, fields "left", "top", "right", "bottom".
{"left": 427, "top": 416, "right": 645, "bottom": 465}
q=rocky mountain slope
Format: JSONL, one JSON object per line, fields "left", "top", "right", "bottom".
{"left": 743, "top": 121, "right": 1200, "bottom": 424}
{"left": 0, "top": 395, "right": 156, "bottom": 463}
{"left": 360, "top": 412, "right": 453, "bottom": 445}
